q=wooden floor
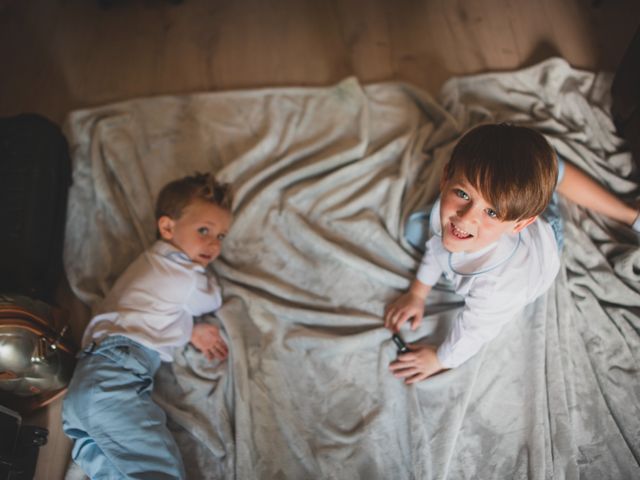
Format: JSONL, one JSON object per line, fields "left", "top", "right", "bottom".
{"left": 1, "top": 0, "right": 639, "bottom": 124}
{"left": 0, "top": 1, "right": 638, "bottom": 479}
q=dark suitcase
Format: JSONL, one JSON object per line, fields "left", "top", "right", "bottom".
{"left": 611, "top": 26, "right": 640, "bottom": 171}
{"left": 0, "top": 404, "right": 48, "bottom": 480}
{"left": 0, "top": 113, "right": 72, "bottom": 303}
{"left": 0, "top": 114, "right": 76, "bottom": 414}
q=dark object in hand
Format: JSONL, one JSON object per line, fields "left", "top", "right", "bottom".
{"left": 392, "top": 334, "right": 409, "bottom": 354}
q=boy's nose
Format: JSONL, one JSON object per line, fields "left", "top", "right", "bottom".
{"left": 457, "top": 202, "right": 473, "bottom": 218}
{"left": 457, "top": 204, "right": 483, "bottom": 224}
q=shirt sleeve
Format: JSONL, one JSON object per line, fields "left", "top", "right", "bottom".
{"left": 184, "top": 272, "right": 223, "bottom": 317}
{"left": 436, "top": 276, "right": 527, "bottom": 368}
{"left": 415, "top": 236, "right": 444, "bottom": 286}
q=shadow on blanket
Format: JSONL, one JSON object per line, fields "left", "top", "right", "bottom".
{"left": 63, "top": 57, "right": 640, "bottom": 479}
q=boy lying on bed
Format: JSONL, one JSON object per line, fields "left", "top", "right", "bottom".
{"left": 62, "top": 173, "right": 233, "bottom": 479}
{"left": 385, "top": 123, "right": 639, "bottom": 384}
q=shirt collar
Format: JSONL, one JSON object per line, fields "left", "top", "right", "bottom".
{"left": 448, "top": 232, "right": 520, "bottom": 276}
{"left": 150, "top": 240, "right": 205, "bottom": 272}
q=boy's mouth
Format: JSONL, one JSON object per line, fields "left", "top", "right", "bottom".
{"left": 198, "top": 253, "right": 214, "bottom": 263}
{"left": 450, "top": 222, "right": 473, "bottom": 239}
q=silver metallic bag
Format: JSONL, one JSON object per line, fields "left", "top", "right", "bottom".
{"left": 0, "top": 294, "right": 76, "bottom": 413}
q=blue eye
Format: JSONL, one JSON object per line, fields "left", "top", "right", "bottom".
{"left": 217, "top": 233, "right": 226, "bottom": 241}
{"left": 486, "top": 208, "right": 498, "bottom": 219}
{"left": 455, "top": 189, "right": 469, "bottom": 200}
{"left": 198, "top": 227, "right": 209, "bottom": 235}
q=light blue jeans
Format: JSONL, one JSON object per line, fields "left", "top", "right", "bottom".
{"left": 541, "top": 156, "right": 566, "bottom": 251}
{"left": 62, "top": 335, "right": 185, "bottom": 480}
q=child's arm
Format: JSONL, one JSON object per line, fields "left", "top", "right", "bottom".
{"left": 389, "top": 278, "right": 526, "bottom": 383}
{"left": 384, "top": 279, "right": 432, "bottom": 332}
{"left": 385, "top": 231, "right": 443, "bottom": 332}
{"left": 190, "top": 323, "right": 228, "bottom": 360}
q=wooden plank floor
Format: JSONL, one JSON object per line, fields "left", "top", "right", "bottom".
{"left": 1, "top": 0, "right": 639, "bottom": 124}
{"left": 0, "top": 1, "right": 638, "bottom": 479}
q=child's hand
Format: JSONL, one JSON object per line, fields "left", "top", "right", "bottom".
{"left": 384, "top": 280, "right": 431, "bottom": 332}
{"left": 389, "top": 344, "right": 445, "bottom": 384}
{"left": 384, "top": 291, "right": 425, "bottom": 332}
{"left": 190, "top": 323, "right": 228, "bottom": 361}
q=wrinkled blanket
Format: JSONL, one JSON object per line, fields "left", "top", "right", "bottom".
{"left": 63, "top": 57, "right": 640, "bottom": 479}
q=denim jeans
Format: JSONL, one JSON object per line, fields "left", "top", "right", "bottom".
{"left": 541, "top": 156, "right": 566, "bottom": 251}
{"left": 62, "top": 335, "right": 185, "bottom": 479}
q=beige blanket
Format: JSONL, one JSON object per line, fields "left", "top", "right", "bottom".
{"left": 64, "top": 57, "right": 640, "bottom": 479}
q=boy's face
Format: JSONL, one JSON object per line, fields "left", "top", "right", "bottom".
{"left": 439, "top": 172, "right": 536, "bottom": 254}
{"left": 158, "top": 199, "right": 232, "bottom": 267}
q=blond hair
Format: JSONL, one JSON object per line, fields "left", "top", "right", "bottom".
{"left": 155, "top": 172, "right": 232, "bottom": 220}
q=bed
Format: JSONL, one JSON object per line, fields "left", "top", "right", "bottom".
{"left": 62, "top": 57, "right": 640, "bottom": 479}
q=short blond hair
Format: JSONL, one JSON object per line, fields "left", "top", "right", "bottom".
{"left": 155, "top": 172, "right": 232, "bottom": 220}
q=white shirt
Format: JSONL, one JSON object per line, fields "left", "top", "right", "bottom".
{"left": 416, "top": 199, "right": 560, "bottom": 368}
{"left": 82, "top": 240, "right": 223, "bottom": 361}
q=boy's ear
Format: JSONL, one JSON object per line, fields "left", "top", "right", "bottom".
{"left": 157, "top": 216, "right": 175, "bottom": 241}
{"left": 512, "top": 215, "right": 538, "bottom": 234}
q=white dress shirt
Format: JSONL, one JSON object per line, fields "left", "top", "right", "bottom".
{"left": 82, "top": 240, "right": 222, "bottom": 361}
{"left": 416, "top": 199, "right": 560, "bottom": 368}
